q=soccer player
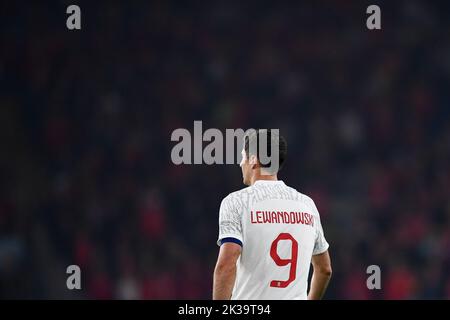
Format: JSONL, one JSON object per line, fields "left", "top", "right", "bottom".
{"left": 213, "top": 129, "right": 332, "bottom": 300}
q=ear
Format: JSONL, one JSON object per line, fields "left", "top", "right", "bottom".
{"left": 249, "top": 155, "right": 258, "bottom": 169}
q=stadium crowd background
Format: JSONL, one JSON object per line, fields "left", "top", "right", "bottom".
{"left": 1, "top": 1, "right": 450, "bottom": 299}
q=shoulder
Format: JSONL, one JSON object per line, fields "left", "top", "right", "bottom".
{"left": 221, "top": 186, "right": 252, "bottom": 204}
{"left": 219, "top": 186, "right": 252, "bottom": 210}
{"left": 286, "top": 185, "right": 320, "bottom": 215}
{"left": 300, "top": 193, "right": 317, "bottom": 208}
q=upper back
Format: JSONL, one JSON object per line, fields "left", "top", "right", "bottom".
{"left": 217, "top": 180, "right": 329, "bottom": 300}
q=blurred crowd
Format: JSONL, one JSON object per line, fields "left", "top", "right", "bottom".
{"left": 1, "top": 1, "right": 450, "bottom": 299}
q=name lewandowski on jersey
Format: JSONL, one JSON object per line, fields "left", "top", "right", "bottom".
{"left": 250, "top": 210, "right": 315, "bottom": 226}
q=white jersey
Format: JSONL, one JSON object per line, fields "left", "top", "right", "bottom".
{"left": 217, "top": 180, "right": 329, "bottom": 300}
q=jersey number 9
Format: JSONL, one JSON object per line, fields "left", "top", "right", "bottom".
{"left": 269, "top": 233, "right": 298, "bottom": 288}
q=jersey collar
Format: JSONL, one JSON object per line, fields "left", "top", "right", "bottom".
{"left": 253, "top": 180, "right": 285, "bottom": 186}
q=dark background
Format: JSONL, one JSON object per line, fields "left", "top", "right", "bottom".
{"left": 1, "top": 0, "right": 450, "bottom": 299}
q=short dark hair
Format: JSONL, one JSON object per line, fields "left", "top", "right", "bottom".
{"left": 243, "top": 129, "right": 287, "bottom": 174}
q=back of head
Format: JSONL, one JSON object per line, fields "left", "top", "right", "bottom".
{"left": 243, "top": 129, "right": 287, "bottom": 175}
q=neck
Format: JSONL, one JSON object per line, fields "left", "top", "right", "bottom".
{"left": 250, "top": 172, "right": 278, "bottom": 186}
